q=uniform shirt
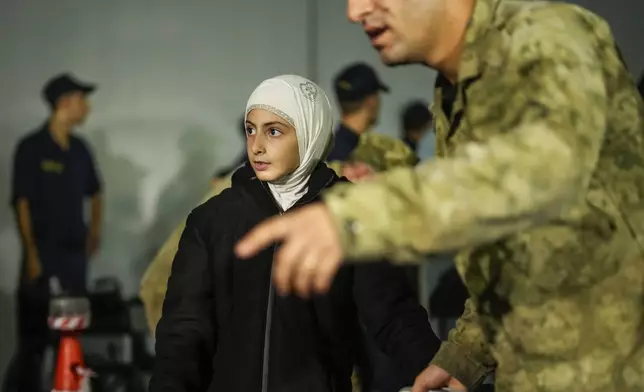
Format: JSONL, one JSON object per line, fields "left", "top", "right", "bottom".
{"left": 11, "top": 123, "right": 102, "bottom": 248}
{"left": 322, "top": 0, "right": 644, "bottom": 390}
{"left": 327, "top": 124, "right": 360, "bottom": 162}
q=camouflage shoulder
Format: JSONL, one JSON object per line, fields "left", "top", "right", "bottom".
{"left": 351, "top": 132, "right": 417, "bottom": 171}
{"left": 499, "top": 0, "right": 610, "bottom": 51}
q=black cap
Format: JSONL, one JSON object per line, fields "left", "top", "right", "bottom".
{"left": 334, "top": 62, "right": 389, "bottom": 102}
{"left": 42, "top": 73, "right": 96, "bottom": 107}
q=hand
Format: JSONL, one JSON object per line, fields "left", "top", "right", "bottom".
{"left": 86, "top": 232, "right": 100, "bottom": 259}
{"left": 235, "top": 203, "right": 344, "bottom": 297}
{"left": 26, "top": 248, "right": 42, "bottom": 281}
{"left": 341, "top": 162, "right": 375, "bottom": 182}
{"left": 412, "top": 364, "right": 467, "bottom": 392}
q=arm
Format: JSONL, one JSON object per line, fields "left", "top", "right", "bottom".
{"left": 353, "top": 262, "right": 441, "bottom": 376}
{"left": 430, "top": 298, "right": 495, "bottom": 390}
{"left": 15, "top": 200, "right": 38, "bottom": 256}
{"left": 11, "top": 142, "right": 40, "bottom": 266}
{"left": 89, "top": 194, "right": 102, "bottom": 239}
{"left": 149, "top": 211, "right": 216, "bottom": 392}
{"left": 323, "top": 18, "right": 608, "bottom": 263}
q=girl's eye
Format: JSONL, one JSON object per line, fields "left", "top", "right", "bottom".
{"left": 269, "top": 128, "right": 282, "bottom": 137}
{"left": 245, "top": 126, "right": 255, "bottom": 135}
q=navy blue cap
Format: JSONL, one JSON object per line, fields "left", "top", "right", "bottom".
{"left": 42, "top": 73, "right": 96, "bottom": 107}
{"left": 334, "top": 62, "right": 389, "bottom": 102}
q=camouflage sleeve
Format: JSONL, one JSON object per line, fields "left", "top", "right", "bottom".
{"left": 140, "top": 176, "right": 232, "bottom": 335}
{"left": 323, "top": 13, "right": 608, "bottom": 262}
{"left": 430, "top": 299, "right": 496, "bottom": 389}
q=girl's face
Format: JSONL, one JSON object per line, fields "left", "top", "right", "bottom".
{"left": 246, "top": 109, "right": 300, "bottom": 182}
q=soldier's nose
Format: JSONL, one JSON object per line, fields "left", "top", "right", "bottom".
{"left": 347, "top": 0, "right": 374, "bottom": 23}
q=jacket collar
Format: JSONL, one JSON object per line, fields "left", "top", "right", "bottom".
{"left": 232, "top": 162, "right": 340, "bottom": 213}
{"left": 457, "top": 0, "right": 502, "bottom": 82}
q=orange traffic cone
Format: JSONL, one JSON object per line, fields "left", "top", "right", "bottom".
{"left": 52, "top": 334, "right": 92, "bottom": 392}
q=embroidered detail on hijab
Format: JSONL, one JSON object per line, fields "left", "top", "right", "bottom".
{"left": 245, "top": 75, "right": 334, "bottom": 211}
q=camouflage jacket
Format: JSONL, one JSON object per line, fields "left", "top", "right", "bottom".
{"left": 323, "top": 0, "right": 644, "bottom": 390}
{"left": 327, "top": 131, "right": 418, "bottom": 174}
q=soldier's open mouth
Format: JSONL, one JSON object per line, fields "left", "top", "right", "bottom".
{"left": 366, "top": 27, "right": 387, "bottom": 47}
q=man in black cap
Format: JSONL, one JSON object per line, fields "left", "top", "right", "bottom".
{"left": 327, "top": 62, "right": 389, "bottom": 162}
{"left": 7, "top": 73, "right": 102, "bottom": 391}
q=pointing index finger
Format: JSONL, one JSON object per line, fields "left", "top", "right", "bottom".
{"left": 235, "top": 215, "right": 288, "bottom": 258}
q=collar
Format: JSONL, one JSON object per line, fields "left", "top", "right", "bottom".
{"left": 231, "top": 162, "right": 339, "bottom": 211}
{"left": 39, "top": 121, "right": 71, "bottom": 149}
{"left": 337, "top": 123, "right": 361, "bottom": 143}
{"left": 457, "top": 0, "right": 502, "bottom": 82}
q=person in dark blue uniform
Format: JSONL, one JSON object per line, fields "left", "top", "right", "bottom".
{"left": 400, "top": 100, "right": 432, "bottom": 161}
{"left": 7, "top": 73, "right": 102, "bottom": 392}
{"left": 327, "top": 63, "right": 389, "bottom": 162}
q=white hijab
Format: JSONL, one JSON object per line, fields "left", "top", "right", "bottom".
{"left": 245, "top": 75, "right": 334, "bottom": 211}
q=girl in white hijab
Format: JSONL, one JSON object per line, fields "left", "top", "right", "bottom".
{"left": 151, "top": 75, "right": 440, "bottom": 392}
{"left": 245, "top": 74, "right": 334, "bottom": 210}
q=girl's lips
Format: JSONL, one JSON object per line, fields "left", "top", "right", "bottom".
{"left": 254, "top": 162, "right": 270, "bottom": 171}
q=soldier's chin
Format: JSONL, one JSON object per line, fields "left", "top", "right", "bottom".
{"left": 378, "top": 46, "right": 413, "bottom": 67}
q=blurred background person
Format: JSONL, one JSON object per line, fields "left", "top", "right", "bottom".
{"left": 7, "top": 73, "right": 102, "bottom": 392}
{"left": 327, "top": 63, "right": 389, "bottom": 162}
{"left": 400, "top": 100, "right": 432, "bottom": 162}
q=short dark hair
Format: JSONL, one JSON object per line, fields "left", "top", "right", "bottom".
{"left": 402, "top": 101, "right": 432, "bottom": 133}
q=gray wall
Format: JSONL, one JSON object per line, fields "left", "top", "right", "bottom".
{"left": 0, "top": 0, "right": 641, "bottom": 382}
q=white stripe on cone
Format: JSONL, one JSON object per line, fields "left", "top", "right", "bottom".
{"left": 48, "top": 316, "right": 88, "bottom": 331}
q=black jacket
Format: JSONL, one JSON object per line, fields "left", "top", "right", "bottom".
{"left": 150, "top": 163, "right": 440, "bottom": 392}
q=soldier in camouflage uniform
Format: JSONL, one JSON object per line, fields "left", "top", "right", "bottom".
{"left": 235, "top": 0, "right": 644, "bottom": 391}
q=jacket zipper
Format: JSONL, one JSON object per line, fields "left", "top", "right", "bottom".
{"left": 261, "top": 213, "right": 281, "bottom": 392}
{"left": 258, "top": 175, "right": 334, "bottom": 392}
